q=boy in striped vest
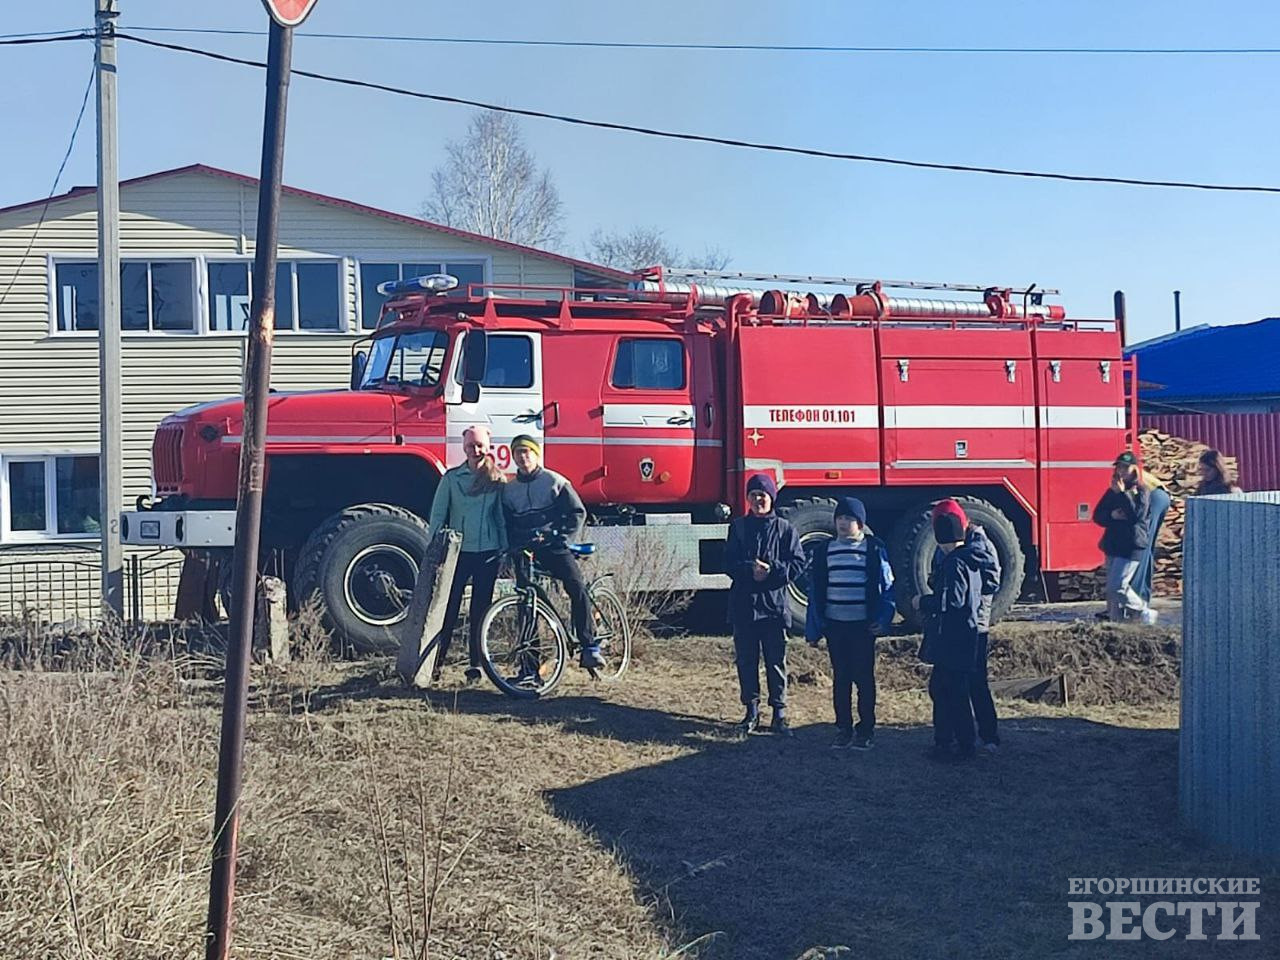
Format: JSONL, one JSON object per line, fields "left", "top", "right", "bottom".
{"left": 805, "top": 497, "right": 897, "bottom": 750}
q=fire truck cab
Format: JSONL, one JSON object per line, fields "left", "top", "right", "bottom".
{"left": 123, "top": 270, "right": 1134, "bottom": 652}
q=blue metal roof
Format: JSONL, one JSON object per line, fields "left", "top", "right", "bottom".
{"left": 1127, "top": 318, "right": 1280, "bottom": 402}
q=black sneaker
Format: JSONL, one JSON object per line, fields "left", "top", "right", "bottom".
{"left": 771, "top": 714, "right": 794, "bottom": 738}
{"left": 830, "top": 729, "right": 855, "bottom": 750}
{"left": 851, "top": 734, "right": 874, "bottom": 751}
{"left": 463, "top": 667, "right": 483, "bottom": 684}
{"left": 736, "top": 710, "right": 760, "bottom": 737}
{"left": 579, "top": 643, "right": 605, "bottom": 669}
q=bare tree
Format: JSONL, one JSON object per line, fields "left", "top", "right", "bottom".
{"left": 584, "top": 226, "right": 731, "bottom": 274}
{"left": 422, "top": 112, "right": 564, "bottom": 248}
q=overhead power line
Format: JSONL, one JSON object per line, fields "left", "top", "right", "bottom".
{"left": 113, "top": 32, "right": 1280, "bottom": 196}
{"left": 122, "top": 25, "right": 1280, "bottom": 56}
{"left": 0, "top": 31, "right": 93, "bottom": 46}
{"left": 0, "top": 55, "right": 96, "bottom": 308}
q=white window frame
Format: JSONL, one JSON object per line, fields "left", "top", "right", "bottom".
{"left": 202, "top": 255, "right": 349, "bottom": 335}
{"left": 0, "top": 451, "right": 102, "bottom": 544}
{"left": 48, "top": 255, "right": 201, "bottom": 338}
{"left": 356, "top": 257, "right": 491, "bottom": 331}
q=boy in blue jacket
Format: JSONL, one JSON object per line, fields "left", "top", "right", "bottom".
{"left": 724, "top": 474, "right": 806, "bottom": 736}
{"left": 805, "top": 497, "right": 896, "bottom": 750}
{"left": 918, "top": 510, "right": 983, "bottom": 763}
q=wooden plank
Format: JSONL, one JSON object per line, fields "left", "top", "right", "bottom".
{"left": 396, "top": 529, "right": 463, "bottom": 688}
{"left": 989, "top": 674, "right": 1070, "bottom": 705}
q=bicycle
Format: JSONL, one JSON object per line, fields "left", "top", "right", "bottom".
{"left": 477, "top": 541, "right": 632, "bottom": 699}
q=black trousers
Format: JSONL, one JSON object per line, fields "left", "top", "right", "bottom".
{"left": 826, "top": 620, "right": 876, "bottom": 737}
{"left": 529, "top": 544, "right": 595, "bottom": 645}
{"left": 929, "top": 666, "right": 975, "bottom": 753}
{"left": 733, "top": 619, "right": 787, "bottom": 711}
{"left": 435, "top": 550, "right": 500, "bottom": 669}
{"left": 969, "top": 632, "right": 999, "bottom": 745}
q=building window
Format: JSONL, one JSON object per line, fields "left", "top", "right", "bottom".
{"left": 1, "top": 454, "right": 100, "bottom": 541}
{"left": 206, "top": 259, "right": 344, "bottom": 332}
{"left": 611, "top": 339, "right": 686, "bottom": 390}
{"left": 359, "top": 260, "right": 487, "bottom": 329}
{"left": 56, "top": 260, "right": 196, "bottom": 333}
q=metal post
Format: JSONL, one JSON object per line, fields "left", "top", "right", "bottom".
{"left": 1174, "top": 289, "right": 1182, "bottom": 332}
{"left": 95, "top": 0, "right": 124, "bottom": 616}
{"left": 204, "top": 19, "right": 293, "bottom": 960}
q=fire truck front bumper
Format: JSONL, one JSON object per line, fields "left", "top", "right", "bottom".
{"left": 120, "top": 509, "right": 236, "bottom": 548}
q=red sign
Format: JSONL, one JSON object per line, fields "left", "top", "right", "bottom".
{"left": 261, "top": 0, "right": 318, "bottom": 26}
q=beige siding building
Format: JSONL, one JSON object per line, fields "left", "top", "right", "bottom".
{"left": 0, "top": 165, "right": 622, "bottom": 621}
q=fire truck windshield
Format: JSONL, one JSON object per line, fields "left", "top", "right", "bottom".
{"left": 359, "top": 330, "right": 449, "bottom": 390}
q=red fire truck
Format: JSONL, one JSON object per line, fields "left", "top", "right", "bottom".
{"left": 122, "top": 268, "right": 1136, "bottom": 651}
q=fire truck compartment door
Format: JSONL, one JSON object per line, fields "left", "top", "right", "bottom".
{"left": 444, "top": 331, "right": 544, "bottom": 471}
{"left": 599, "top": 335, "right": 697, "bottom": 501}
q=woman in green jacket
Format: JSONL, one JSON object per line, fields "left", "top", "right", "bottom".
{"left": 427, "top": 425, "right": 507, "bottom": 681}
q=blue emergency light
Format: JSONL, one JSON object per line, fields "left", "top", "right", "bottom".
{"left": 376, "top": 273, "right": 460, "bottom": 296}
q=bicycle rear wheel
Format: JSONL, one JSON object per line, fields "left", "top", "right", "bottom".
{"left": 478, "top": 593, "right": 569, "bottom": 699}
{"left": 588, "top": 585, "right": 632, "bottom": 682}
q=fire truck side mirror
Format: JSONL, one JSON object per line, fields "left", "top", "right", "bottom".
{"left": 350, "top": 350, "right": 368, "bottom": 390}
{"left": 460, "top": 329, "right": 487, "bottom": 404}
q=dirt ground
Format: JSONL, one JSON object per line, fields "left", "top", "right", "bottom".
{"left": 2, "top": 612, "right": 1275, "bottom": 959}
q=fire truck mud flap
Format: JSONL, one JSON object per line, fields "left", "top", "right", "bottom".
{"left": 292, "top": 503, "right": 431, "bottom": 654}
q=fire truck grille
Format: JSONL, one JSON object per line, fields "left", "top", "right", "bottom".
{"left": 153, "top": 425, "right": 184, "bottom": 491}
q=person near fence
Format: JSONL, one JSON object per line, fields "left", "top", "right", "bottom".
{"left": 1133, "top": 476, "right": 1172, "bottom": 607}
{"left": 1195, "top": 449, "right": 1242, "bottom": 496}
{"left": 929, "top": 499, "right": 1002, "bottom": 752}
{"left": 725, "top": 473, "right": 807, "bottom": 737}
{"left": 1092, "top": 452, "right": 1157, "bottom": 625}
{"left": 917, "top": 509, "right": 983, "bottom": 763}
{"left": 1090, "top": 455, "right": 1162, "bottom": 627}
{"left": 427, "top": 424, "right": 508, "bottom": 682}
{"left": 501, "top": 435, "right": 603, "bottom": 669}
{"left": 805, "top": 496, "right": 896, "bottom": 751}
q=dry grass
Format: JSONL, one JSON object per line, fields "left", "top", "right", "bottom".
{"left": 2, "top": 614, "right": 1276, "bottom": 959}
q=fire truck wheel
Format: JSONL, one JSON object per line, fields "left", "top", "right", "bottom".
{"left": 889, "top": 497, "right": 1026, "bottom": 630}
{"left": 776, "top": 497, "right": 841, "bottom": 635}
{"left": 292, "top": 503, "right": 431, "bottom": 655}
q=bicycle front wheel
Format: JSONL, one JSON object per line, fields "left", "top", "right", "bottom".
{"left": 478, "top": 593, "right": 569, "bottom": 699}
{"left": 588, "top": 585, "right": 632, "bottom": 682}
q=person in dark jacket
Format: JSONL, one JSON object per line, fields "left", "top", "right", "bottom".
{"left": 501, "top": 435, "right": 603, "bottom": 669}
{"left": 805, "top": 496, "right": 896, "bottom": 750}
{"left": 1195, "top": 449, "right": 1242, "bottom": 496}
{"left": 724, "top": 473, "right": 806, "bottom": 736}
{"left": 917, "top": 510, "right": 983, "bottom": 763}
{"left": 1092, "top": 452, "right": 1156, "bottom": 624}
{"left": 929, "top": 499, "right": 1001, "bottom": 751}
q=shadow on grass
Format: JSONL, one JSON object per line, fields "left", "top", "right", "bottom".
{"left": 305, "top": 670, "right": 1274, "bottom": 959}
{"left": 543, "top": 717, "right": 1275, "bottom": 960}
{"left": 309, "top": 668, "right": 727, "bottom": 747}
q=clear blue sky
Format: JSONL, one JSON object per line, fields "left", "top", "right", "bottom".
{"left": 3, "top": 1, "right": 1277, "bottom": 343}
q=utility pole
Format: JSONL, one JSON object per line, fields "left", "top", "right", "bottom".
{"left": 1174, "top": 290, "right": 1183, "bottom": 333}
{"left": 95, "top": 0, "right": 124, "bottom": 616}
{"left": 205, "top": 3, "right": 315, "bottom": 957}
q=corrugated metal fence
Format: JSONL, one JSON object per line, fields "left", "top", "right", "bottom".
{"left": 1180, "top": 491, "right": 1280, "bottom": 862}
{"left": 1142, "top": 412, "right": 1280, "bottom": 492}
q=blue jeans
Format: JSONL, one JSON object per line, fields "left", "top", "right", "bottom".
{"left": 1133, "top": 487, "right": 1172, "bottom": 604}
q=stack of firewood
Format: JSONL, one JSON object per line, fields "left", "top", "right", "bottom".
{"left": 1055, "top": 430, "right": 1238, "bottom": 600}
